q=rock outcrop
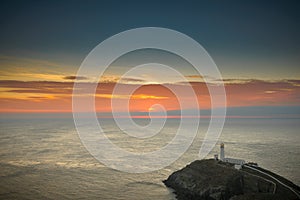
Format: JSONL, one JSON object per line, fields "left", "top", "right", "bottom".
{"left": 163, "top": 159, "right": 300, "bottom": 200}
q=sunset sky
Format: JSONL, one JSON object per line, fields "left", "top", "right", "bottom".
{"left": 0, "top": 1, "right": 299, "bottom": 117}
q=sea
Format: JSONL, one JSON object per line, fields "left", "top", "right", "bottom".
{"left": 0, "top": 115, "right": 299, "bottom": 199}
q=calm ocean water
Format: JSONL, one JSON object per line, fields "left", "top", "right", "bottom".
{"left": 0, "top": 116, "right": 299, "bottom": 199}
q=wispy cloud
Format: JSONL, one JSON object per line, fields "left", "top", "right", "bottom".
{"left": 119, "top": 77, "right": 146, "bottom": 84}
{"left": 185, "top": 74, "right": 203, "bottom": 79}
{"left": 0, "top": 78, "right": 299, "bottom": 112}
{"left": 96, "top": 93, "right": 168, "bottom": 99}
{"left": 63, "top": 75, "right": 88, "bottom": 80}
{"left": 0, "top": 55, "right": 74, "bottom": 82}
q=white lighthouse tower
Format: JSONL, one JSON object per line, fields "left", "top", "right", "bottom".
{"left": 216, "top": 142, "right": 246, "bottom": 169}
{"left": 220, "top": 143, "right": 225, "bottom": 161}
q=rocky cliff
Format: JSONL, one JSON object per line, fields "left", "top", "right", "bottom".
{"left": 163, "top": 159, "right": 300, "bottom": 200}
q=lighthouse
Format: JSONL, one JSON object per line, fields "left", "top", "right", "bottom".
{"left": 220, "top": 143, "right": 225, "bottom": 161}
{"left": 216, "top": 143, "right": 246, "bottom": 169}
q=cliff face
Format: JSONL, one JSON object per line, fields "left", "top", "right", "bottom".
{"left": 163, "top": 159, "right": 299, "bottom": 200}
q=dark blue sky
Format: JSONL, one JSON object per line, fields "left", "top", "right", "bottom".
{"left": 1, "top": 0, "right": 299, "bottom": 79}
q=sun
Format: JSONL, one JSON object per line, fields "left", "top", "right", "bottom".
{"left": 148, "top": 107, "right": 155, "bottom": 112}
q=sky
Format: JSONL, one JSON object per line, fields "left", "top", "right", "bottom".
{"left": 0, "top": 0, "right": 299, "bottom": 116}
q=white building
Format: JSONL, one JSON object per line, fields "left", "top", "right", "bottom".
{"left": 220, "top": 143, "right": 225, "bottom": 161}
{"left": 219, "top": 143, "right": 246, "bottom": 169}
{"left": 214, "top": 154, "right": 218, "bottom": 160}
{"left": 223, "top": 158, "right": 245, "bottom": 165}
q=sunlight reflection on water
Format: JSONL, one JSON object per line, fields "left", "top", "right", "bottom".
{"left": 0, "top": 117, "right": 299, "bottom": 199}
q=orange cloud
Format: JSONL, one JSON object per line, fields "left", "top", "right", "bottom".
{"left": 0, "top": 79, "right": 299, "bottom": 113}
{"left": 63, "top": 75, "right": 88, "bottom": 80}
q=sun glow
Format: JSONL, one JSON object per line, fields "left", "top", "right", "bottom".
{"left": 148, "top": 107, "right": 155, "bottom": 111}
